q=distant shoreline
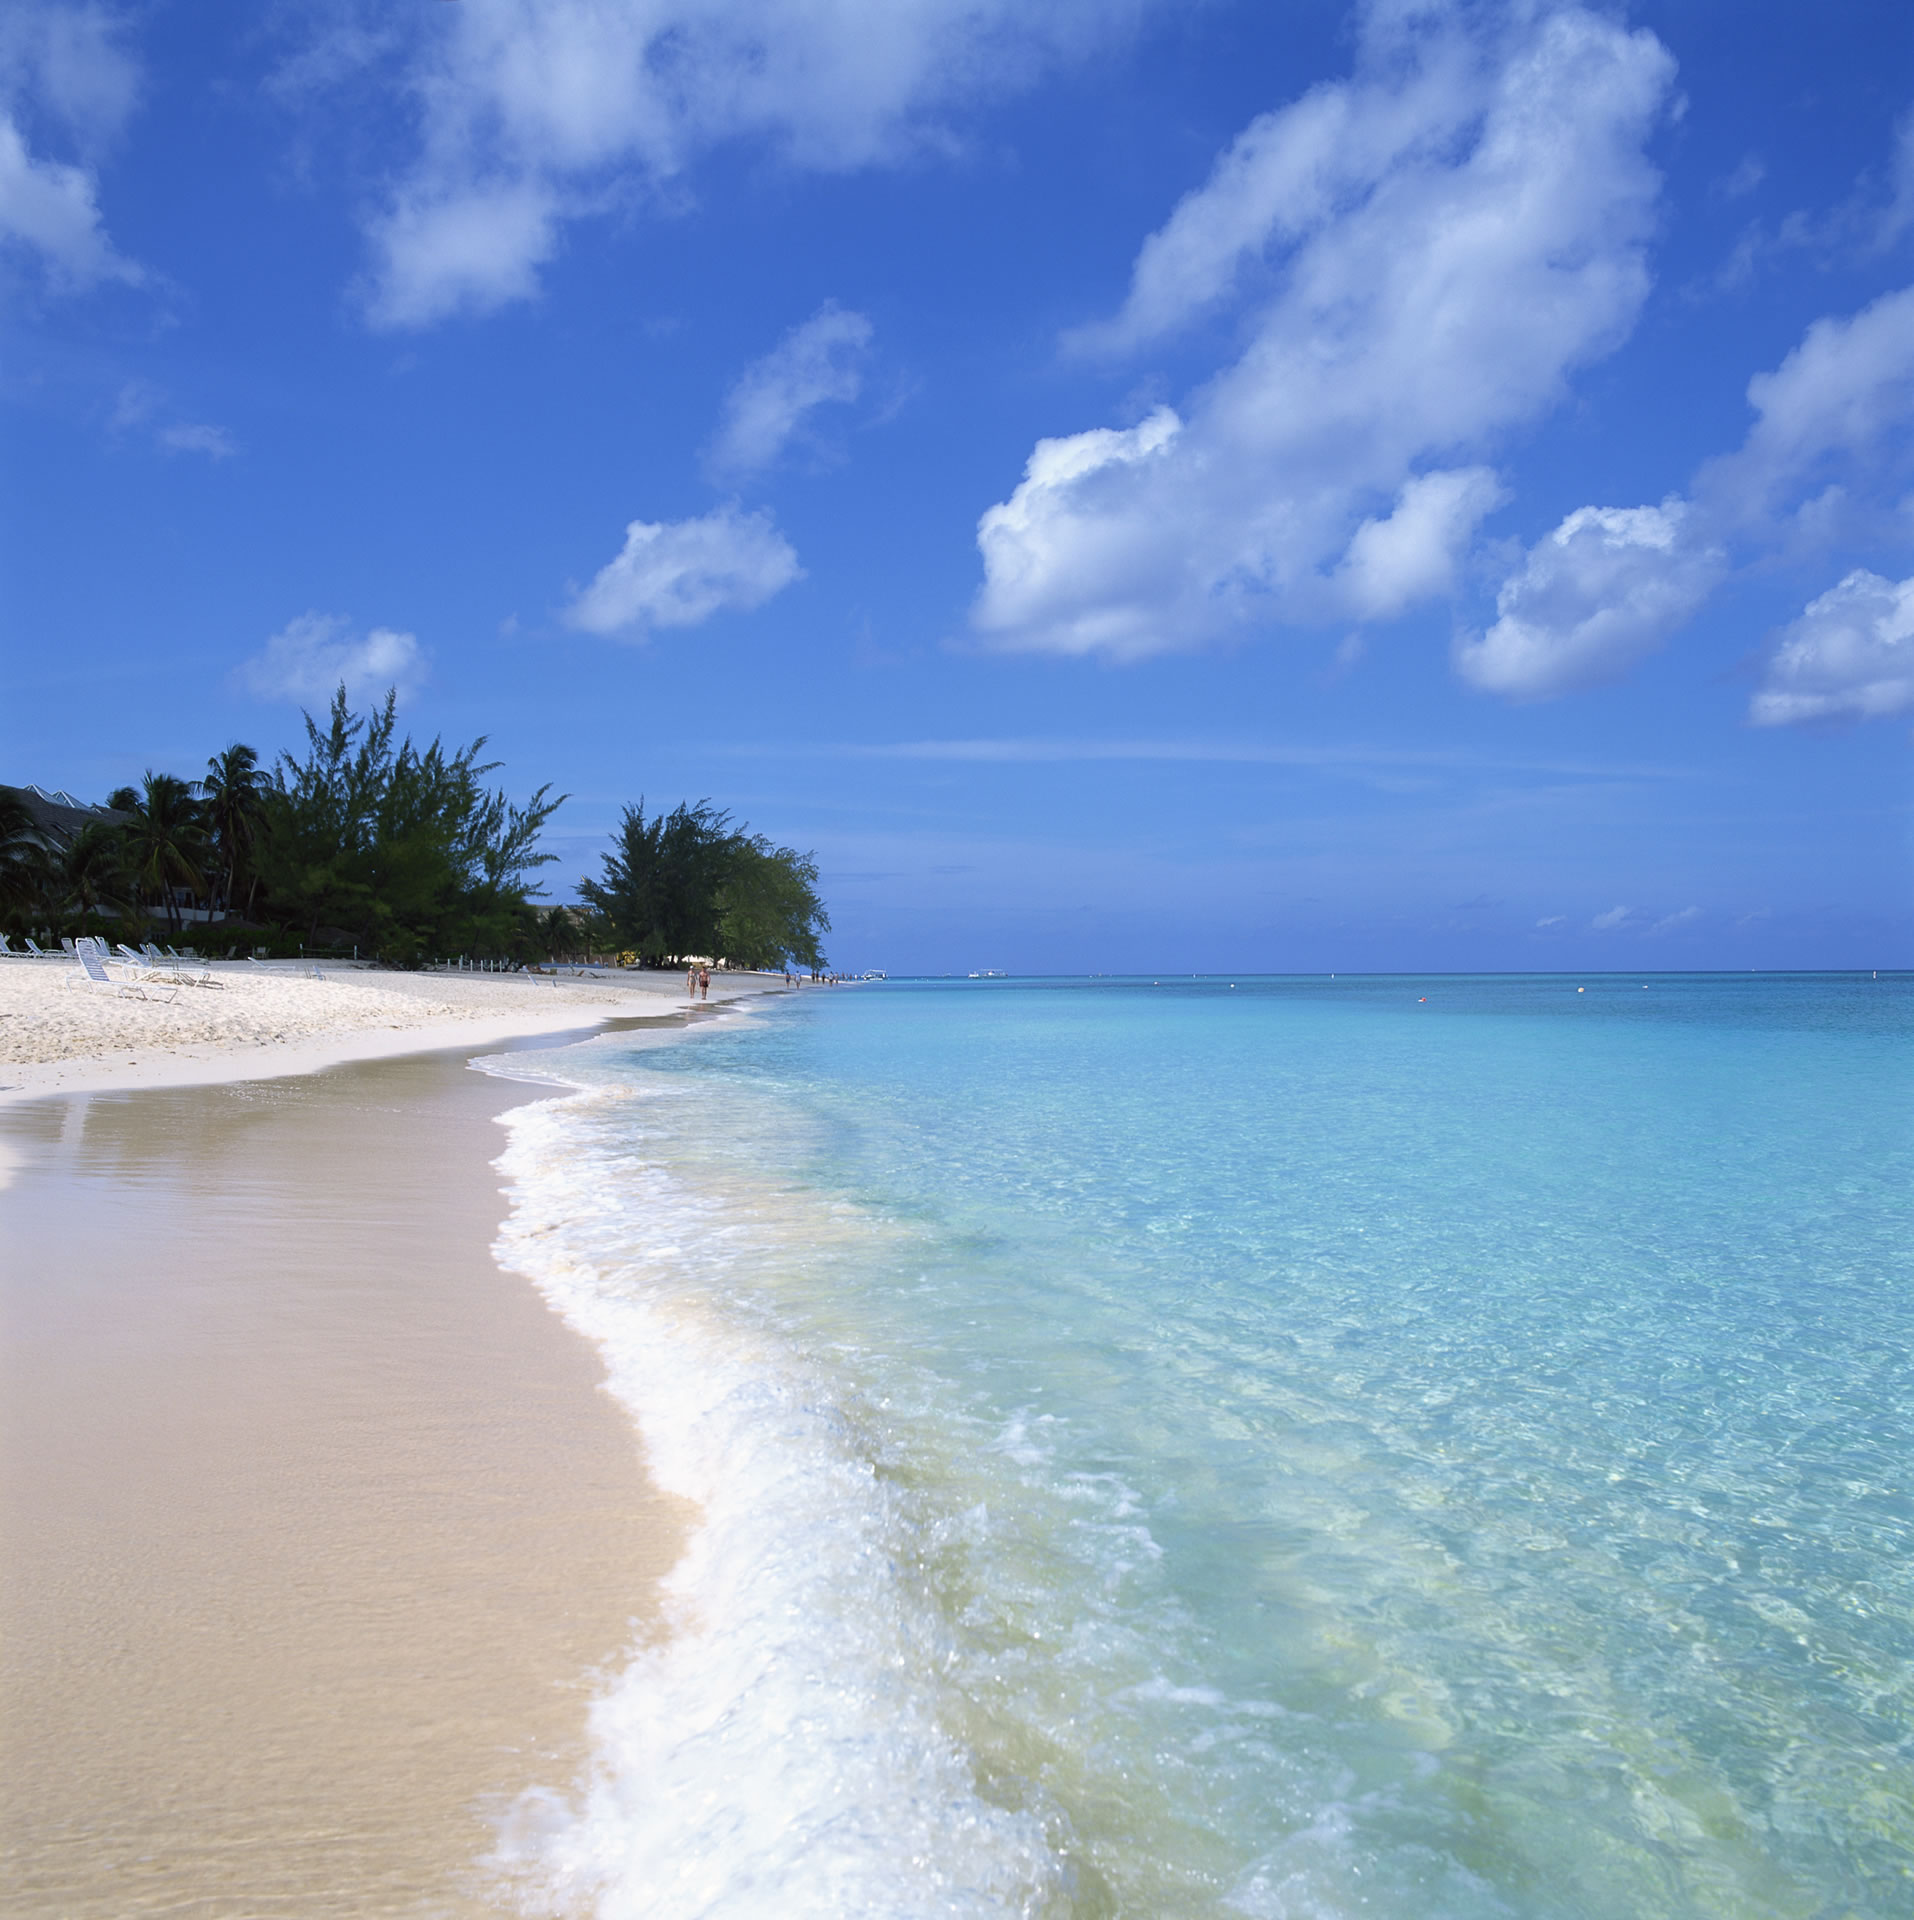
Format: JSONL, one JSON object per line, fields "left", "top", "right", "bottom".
{"left": 0, "top": 958, "right": 790, "bottom": 1107}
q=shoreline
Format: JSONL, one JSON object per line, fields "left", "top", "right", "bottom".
{"left": 0, "top": 957, "right": 789, "bottom": 1107}
{"left": 0, "top": 983, "right": 783, "bottom": 1914}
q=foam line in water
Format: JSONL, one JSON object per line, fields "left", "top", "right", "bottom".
{"left": 488, "top": 1089, "right": 1076, "bottom": 1918}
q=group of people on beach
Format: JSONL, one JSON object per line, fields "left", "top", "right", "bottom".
{"left": 681, "top": 963, "right": 850, "bottom": 1000}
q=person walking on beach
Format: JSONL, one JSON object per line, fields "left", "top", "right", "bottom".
{"left": 686, "top": 962, "right": 697, "bottom": 1001}
{"left": 698, "top": 965, "right": 710, "bottom": 1001}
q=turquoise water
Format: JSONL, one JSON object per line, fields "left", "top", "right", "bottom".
{"left": 490, "top": 974, "right": 1914, "bottom": 1919}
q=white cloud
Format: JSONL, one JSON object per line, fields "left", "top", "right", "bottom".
{"left": 157, "top": 421, "right": 238, "bottom": 459}
{"left": 1468, "top": 279, "right": 1914, "bottom": 700}
{"left": 0, "top": 2, "right": 141, "bottom": 291}
{"left": 1750, "top": 569, "right": 1914, "bottom": 726}
{"left": 1336, "top": 467, "right": 1507, "bottom": 620}
{"left": 1535, "top": 914, "right": 1567, "bottom": 928}
{"left": 112, "top": 380, "right": 237, "bottom": 458}
{"left": 0, "top": 3, "right": 138, "bottom": 145}
{"left": 1067, "top": 25, "right": 1480, "bottom": 359}
{"left": 565, "top": 503, "right": 801, "bottom": 637}
{"left": 1454, "top": 501, "right": 1724, "bottom": 699}
{"left": 973, "top": 3, "right": 1675, "bottom": 657}
{"left": 240, "top": 612, "right": 429, "bottom": 705}
{"left": 366, "top": 179, "right": 561, "bottom": 332}
{"left": 1699, "top": 282, "right": 1914, "bottom": 533}
{"left": 357, "top": 0, "right": 1144, "bottom": 328}
{"left": 1591, "top": 905, "right": 1634, "bottom": 930}
{"left": 1648, "top": 906, "right": 1701, "bottom": 934}
{"left": 0, "top": 107, "right": 136, "bottom": 288}
{"left": 707, "top": 301, "right": 873, "bottom": 481}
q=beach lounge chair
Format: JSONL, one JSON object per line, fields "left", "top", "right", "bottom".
{"left": 117, "top": 943, "right": 172, "bottom": 982}
{"left": 164, "top": 955, "right": 223, "bottom": 989}
{"left": 71, "top": 947, "right": 179, "bottom": 1003}
{"left": 24, "top": 938, "right": 54, "bottom": 957}
{"left": 0, "top": 936, "right": 19, "bottom": 957}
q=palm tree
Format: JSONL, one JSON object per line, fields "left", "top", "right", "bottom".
{"left": 124, "top": 771, "right": 208, "bottom": 934}
{"left": 538, "top": 903, "right": 575, "bottom": 961}
{"left": 55, "top": 822, "right": 135, "bottom": 934}
{"left": 201, "top": 742, "right": 265, "bottom": 919}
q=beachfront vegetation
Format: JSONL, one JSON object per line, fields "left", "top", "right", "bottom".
{"left": 3, "top": 687, "right": 831, "bottom": 971}
{"left": 255, "top": 690, "right": 563, "bottom": 968}
{"left": 580, "top": 800, "right": 830, "bottom": 974}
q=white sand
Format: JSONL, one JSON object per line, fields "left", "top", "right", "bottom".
{"left": 0, "top": 957, "right": 784, "bottom": 1104}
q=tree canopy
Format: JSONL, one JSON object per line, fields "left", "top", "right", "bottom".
{"left": 4, "top": 685, "right": 830, "bottom": 971}
{"left": 580, "top": 799, "right": 829, "bottom": 970}
{"left": 256, "top": 689, "right": 563, "bottom": 966}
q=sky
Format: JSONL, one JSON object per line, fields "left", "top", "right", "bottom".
{"left": 3, "top": 0, "right": 1912, "bottom": 974}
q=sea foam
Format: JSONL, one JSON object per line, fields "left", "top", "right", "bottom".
{"left": 488, "top": 1087, "right": 1076, "bottom": 1918}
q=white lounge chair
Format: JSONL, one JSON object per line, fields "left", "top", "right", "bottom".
{"left": 117, "top": 943, "right": 174, "bottom": 982}
{"left": 71, "top": 947, "right": 179, "bottom": 1003}
{"left": 24, "top": 938, "right": 55, "bottom": 957}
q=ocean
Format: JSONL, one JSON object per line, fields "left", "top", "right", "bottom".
{"left": 485, "top": 973, "right": 1913, "bottom": 1919}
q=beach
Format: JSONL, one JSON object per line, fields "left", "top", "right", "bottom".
{"left": 0, "top": 962, "right": 781, "bottom": 1917}
{"left": 4, "top": 970, "right": 1910, "bottom": 1918}
{"left": 0, "top": 955, "right": 775, "bottom": 1105}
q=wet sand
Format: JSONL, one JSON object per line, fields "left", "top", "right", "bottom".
{"left": 0, "top": 1037, "right": 686, "bottom": 1917}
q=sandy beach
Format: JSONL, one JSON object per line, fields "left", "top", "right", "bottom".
{"left": 0, "top": 963, "right": 784, "bottom": 1916}
{"left": 0, "top": 955, "right": 778, "bottom": 1106}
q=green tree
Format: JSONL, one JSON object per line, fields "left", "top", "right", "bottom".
{"left": 579, "top": 799, "right": 739, "bottom": 963}
{"left": 124, "top": 772, "right": 208, "bottom": 933}
{"left": 257, "top": 687, "right": 564, "bottom": 965}
{"left": 51, "top": 822, "right": 135, "bottom": 933}
{"left": 580, "top": 799, "right": 829, "bottom": 970}
{"left": 716, "top": 836, "right": 831, "bottom": 972}
{"left": 201, "top": 742, "right": 267, "bottom": 919}
{"left": 537, "top": 903, "right": 580, "bottom": 960}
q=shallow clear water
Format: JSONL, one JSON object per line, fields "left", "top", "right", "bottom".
{"left": 489, "top": 974, "right": 1914, "bottom": 1919}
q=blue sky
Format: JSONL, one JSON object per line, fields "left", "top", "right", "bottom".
{"left": 3, "top": 0, "right": 1911, "bottom": 973}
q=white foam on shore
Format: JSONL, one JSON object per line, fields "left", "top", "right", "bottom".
{"left": 487, "top": 1087, "right": 1074, "bottom": 1918}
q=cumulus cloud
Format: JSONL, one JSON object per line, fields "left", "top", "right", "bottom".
{"left": 565, "top": 503, "right": 801, "bottom": 637}
{"left": 357, "top": 0, "right": 1143, "bottom": 328}
{"left": 1455, "top": 501, "right": 1724, "bottom": 698}
{"left": 0, "top": 2, "right": 141, "bottom": 291}
{"left": 707, "top": 301, "right": 873, "bottom": 481}
{"left": 1750, "top": 569, "right": 1914, "bottom": 726}
{"left": 1067, "top": 26, "right": 1481, "bottom": 359}
{"left": 973, "top": 2, "right": 1674, "bottom": 657}
{"left": 1470, "top": 279, "right": 1914, "bottom": 700}
{"left": 240, "top": 612, "right": 429, "bottom": 705}
{"left": 1700, "top": 283, "right": 1914, "bottom": 535}
{"left": 1590, "top": 905, "right": 1634, "bottom": 931}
